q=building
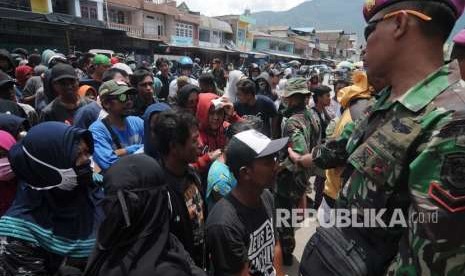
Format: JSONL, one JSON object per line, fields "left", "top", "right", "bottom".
{"left": 315, "top": 30, "right": 357, "bottom": 59}
{"left": 252, "top": 31, "right": 296, "bottom": 58}
{"left": 216, "top": 10, "right": 256, "bottom": 52}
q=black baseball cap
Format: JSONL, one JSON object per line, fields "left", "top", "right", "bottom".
{"left": 226, "top": 129, "right": 288, "bottom": 173}
{"left": 50, "top": 63, "right": 77, "bottom": 83}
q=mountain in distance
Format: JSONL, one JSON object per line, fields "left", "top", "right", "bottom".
{"left": 252, "top": 0, "right": 465, "bottom": 45}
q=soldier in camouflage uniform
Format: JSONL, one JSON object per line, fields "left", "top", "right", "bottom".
{"left": 276, "top": 78, "right": 321, "bottom": 265}
{"left": 299, "top": 0, "right": 465, "bottom": 275}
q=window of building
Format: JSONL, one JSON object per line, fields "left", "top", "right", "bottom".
{"left": 176, "top": 22, "right": 194, "bottom": 38}
{"left": 237, "top": 29, "right": 246, "bottom": 42}
{"left": 109, "top": 9, "right": 127, "bottom": 24}
{"left": 199, "top": 29, "right": 210, "bottom": 42}
{"left": 80, "top": 1, "right": 97, "bottom": 20}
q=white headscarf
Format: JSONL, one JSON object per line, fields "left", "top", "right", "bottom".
{"left": 225, "top": 70, "right": 244, "bottom": 103}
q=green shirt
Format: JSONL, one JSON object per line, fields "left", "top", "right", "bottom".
{"left": 315, "top": 61, "right": 465, "bottom": 275}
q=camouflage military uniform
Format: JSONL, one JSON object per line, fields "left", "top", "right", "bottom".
{"left": 312, "top": 61, "right": 465, "bottom": 275}
{"left": 276, "top": 106, "right": 321, "bottom": 262}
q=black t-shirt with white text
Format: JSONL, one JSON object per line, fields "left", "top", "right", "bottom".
{"left": 207, "top": 190, "right": 276, "bottom": 276}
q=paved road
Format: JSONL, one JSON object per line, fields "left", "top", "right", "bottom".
{"left": 282, "top": 217, "right": 317, "bottom": 276}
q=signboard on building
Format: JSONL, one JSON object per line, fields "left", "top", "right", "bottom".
{"left": 31, "top": 0, "right": 51, "bottom": 14}
{"left": 170, "top": 36, "right": 193, "bottom": 47}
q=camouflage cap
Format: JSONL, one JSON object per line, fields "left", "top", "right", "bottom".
{"left": 363, "top": 0, "right": 465, "bottom": 22}
{"left": 282, "top": 78, "right": 311, "bottom": 98}
{"left": 99, "top": 80, "right": 136, "bottom": 97}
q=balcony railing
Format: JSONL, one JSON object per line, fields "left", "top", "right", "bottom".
{"left": 108, "top": 22, "right": 143, "bottom": 37}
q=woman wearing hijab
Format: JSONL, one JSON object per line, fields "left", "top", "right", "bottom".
{"left": 176, "top": 84, "right": 200, "bottom": 115}
{"left": 224, "top": 70, "right": 244, "bottom": 103}
{"left": 0, "top": 122, "right": 104, "bottom": 275}
{"left": 84, "top": 154, "right": 205, "bottom": 276}
{"left": 0, "top": 130, "right": 18, "bottom": 216}
{"left": 0, "top": 113, "right": 29, "bottom": 140}
{"left": 143, "top": 102, "right": 171, "bottom": 161}
{"left": 78, "top": 85, "right": 98, "bottom": 101}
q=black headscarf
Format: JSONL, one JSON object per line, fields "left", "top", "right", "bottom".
{"left": 85, "top": 154, "right": 205, "bottom": 276}
{"left": 177, "top": 84, "right": 200, "bottom": 108}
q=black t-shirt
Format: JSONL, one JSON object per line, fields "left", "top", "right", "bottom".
{"left": 207, "top": 190, "right": 276, "bottom": 276}
{"left": 234, "top": 95, "right": 278, "bottom": 137}
{"left": 40, "top": 98, "right": 92, "bottom": 124}
{"left": 164, "top": 166, "right": 206, "bottom": 269}
{"left": 156, "top": 73, "right": 174, "bottom": 100}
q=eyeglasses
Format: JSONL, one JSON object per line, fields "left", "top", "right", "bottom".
{"left": 109, "top": 93, "right": 135, "bottom": 103}
{"left": 364, "top": 9, "right": 432, "bottom": 40}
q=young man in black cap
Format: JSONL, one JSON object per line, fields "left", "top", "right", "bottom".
{"left": 0, "top": 71, "right": 28, "bottom": 119}
{"left": 207, "top": 129, "right": 287, "bottom": 276}
{"left": 40, "top": 63, "right": 92, "bottom": 124}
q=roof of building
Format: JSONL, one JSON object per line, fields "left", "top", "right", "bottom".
{"left": 200, "top": 16, "right": 233, "bottom": 33}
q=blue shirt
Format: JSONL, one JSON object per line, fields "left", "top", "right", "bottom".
{"left": 90, "top": 116, "right": 144, "bottom": 170}
{"left": 207, "top": 160, "right": 237, "bottom": 211}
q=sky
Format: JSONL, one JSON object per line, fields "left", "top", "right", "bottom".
{"left": 181, "top": 0, "right": 308, "bottom": 16}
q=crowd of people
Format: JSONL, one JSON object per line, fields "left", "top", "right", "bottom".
{"left": 1, "top": 0, "right": 465, "bottom": 275}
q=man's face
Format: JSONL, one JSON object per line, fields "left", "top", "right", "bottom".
{"left": 283, "top": 94, "right": 303, "bottom": 109}
{"left": 251, "top": 69, "right": 260, "bottom": 78}
{"left": 104, "top": 93, "right": 135, "bottom": 117}
{"left": 95, "top": 64, "right": 111, "bottom": 76}
{"left": 248, "top": 155, "right": 278, "bottom": 189}
{"left": 258, "top": 79, "right": 268, "bottom": 91}
{"left": 175, "top": 127, "right": 200, "bottom": 164}
{"left": 213, "top": 62, "right": 220, "bottom": 70}
{"left": 52, "top": 78, "right": 79, "bottom": 102}
{"left": 237, "top": 89, "right": 253, "bottom": 105}
{"left": 159, "top": 63, "right": 169, "bottom": 75}
{"left": 318, "top": 93, "right": 331, "bottom": 107}
{"left": 271, "top": 75, "right": 280, "bottom": 84}
{"left": 208, "top": 106, "right": 225, "bottom": 131}
{"left": 137, "top": 75, "right": 154, "bottom": 101}
{"left": 181, "top": 68, "right": 192, "bottom": 77}
{"left": 364, "top": 11, "right": 395, "bottom": 82}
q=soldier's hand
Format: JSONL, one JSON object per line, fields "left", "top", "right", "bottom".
{"left": 288, "top": 147, "right": 313, "bottom": 168}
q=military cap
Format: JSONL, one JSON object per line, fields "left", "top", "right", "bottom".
{"left": 99, "top": 80, "right": 136, "bottom": 97}
{"left": 363, "top": 0, "right": 465, "bottom": 22}
{"left": 310, "top": 85, "right": 332, "bottom": 96}
{"left": 282, "top": 78, "right": 311, "bottom": 98}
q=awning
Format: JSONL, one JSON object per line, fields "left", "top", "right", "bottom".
{"left": 0, "top": 7, "right": 108, "bottom": 29}
{"left": 260, "top": 51, "right": 303, "bottom": 60}
{"left": 168, "top": 44, "right": 235, "bottom": 53}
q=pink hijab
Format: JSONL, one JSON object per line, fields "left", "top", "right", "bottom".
{"left": 0, "top": 130, "right": 16, "bottom": 151}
